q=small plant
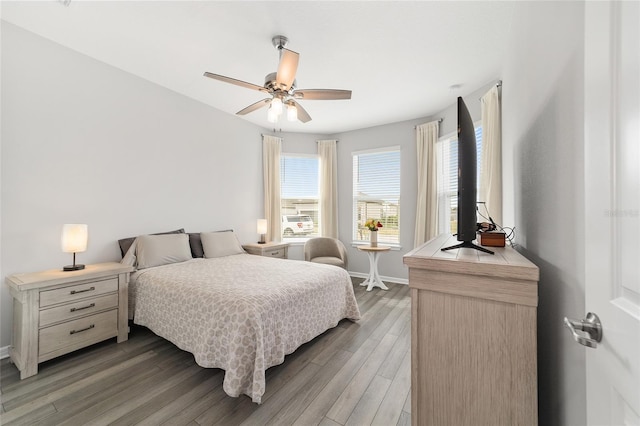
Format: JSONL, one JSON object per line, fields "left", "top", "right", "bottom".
{"left": 364, "top": 219, "right": 383, "bottom": 232}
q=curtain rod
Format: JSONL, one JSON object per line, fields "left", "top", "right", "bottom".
{"left": 414, "top": 118, "right": 443, "bottom": 129}
{"left": 479, "top": 80, "right": 503, "bottom": 101}
{"left": 316, "top": 140, "right": 339, "bottom": 143}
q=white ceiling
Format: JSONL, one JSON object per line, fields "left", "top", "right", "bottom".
{"left": 2, "top": 1, "right": 515, "bottom": 134}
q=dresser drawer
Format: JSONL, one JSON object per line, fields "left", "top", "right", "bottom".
{"left": 39, "top": 293, "right": 118, "bottom": 327}
{"left": 39, "top": 310, "right": 118, "bottom": 359}
{"left": 40, "top": 278, "right": 118, "bottom": 307}
{"left": 264, "top": 248, "right": 286, "bottom": 258}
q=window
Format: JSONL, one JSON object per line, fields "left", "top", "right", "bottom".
{"left": 280, "top": 154, "right": 319, "bottom": 240}
{"left": 437, "top": 125, "right": 483, "bottom": 234}
{"left": 352, "top": 147, "right": 401, "bottom": 245}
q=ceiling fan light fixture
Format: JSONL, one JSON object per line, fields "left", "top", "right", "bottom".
{"left": 271, "top": 97, "right": 283, "bottom": 115}
{"left": 286, "top": 102, "right": 297, "bottom": 122}
{"left": 267, "top": 104, "right": 279, "bottom": 123}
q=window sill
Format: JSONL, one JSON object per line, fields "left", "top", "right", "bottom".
{"left": 282, "top": 237, "right": 314, "bottom": 245}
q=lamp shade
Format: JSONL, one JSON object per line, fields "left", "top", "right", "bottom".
{"left": 286, "top": 102, "right": 297, "bottom": 122}
{"left": 61, "top": 224, "right": 88, "bottom": 253}
{"left": 270, "top": 97, "right": 283, "bottom": 115}
{"left": 257, "top": 219, "right": 268, "bottom": 235}
{"left": 267, "top": 104, "right": 279, "bottom": 123}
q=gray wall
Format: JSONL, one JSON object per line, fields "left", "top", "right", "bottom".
{"left": 276, "top": 82, "right": 492, "bottom": 280}
{"left": 0, "top": 23, "right": 265, "bottom": 348}
{"left": 331, "top": 83, "right": 493, "bottom": 282}
{"left": 501, "top": 2, "right": 586, "bottom": 425}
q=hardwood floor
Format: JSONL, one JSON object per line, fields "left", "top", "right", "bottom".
{"left": 0, "top": 279, "right": 411, "bottom": 426}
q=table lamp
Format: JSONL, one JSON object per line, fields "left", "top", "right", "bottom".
{"left": 61, "top": 224, "right": 88, "bottom": 271}
{"left": 257, "top": 219, "right": 267, "bottom": 244}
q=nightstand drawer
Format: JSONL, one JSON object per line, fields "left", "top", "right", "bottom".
{"left": 39, "top": 310, "right": 118, "bottom": 359}
{"left": 40, "top": 293, "right": 118, "bottom": 327}
{"left": 40, "top": 278, "right": 118, "bottom": 307}
{"left": 265, "top": 248, "right": 285, "bottom": 258}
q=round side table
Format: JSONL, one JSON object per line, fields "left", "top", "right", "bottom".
{"left": 357, "top": 245, "right": 391, "bottom": 291}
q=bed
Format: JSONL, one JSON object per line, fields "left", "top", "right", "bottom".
{"left": 121, "top": 230, "right": 360, "bottom": 403}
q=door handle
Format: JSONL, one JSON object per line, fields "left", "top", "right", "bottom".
{"left": 563, "top": 312, "right": 603, "bottom": 348}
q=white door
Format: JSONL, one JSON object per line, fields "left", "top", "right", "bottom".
{"left": 583, "top": 1, "right": 640, "bottom": 425}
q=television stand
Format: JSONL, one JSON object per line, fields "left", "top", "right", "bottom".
{"left": 441, "top": 240, "right": 494, "bottom": 255}
{"left": 403, "top": 234, "right": 539, "bottom": 425}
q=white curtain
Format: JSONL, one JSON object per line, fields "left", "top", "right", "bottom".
{"left": 262, "top": 135, "right": 282, "bottom": 242}
{"left": 318, "top": 139, "right": 339, "bottom": 238}
{"left": 414, "top": 120, "right": 440, "bottom": 248}
{"left": 480, "top": 85, "right": 502, "bottom": 226}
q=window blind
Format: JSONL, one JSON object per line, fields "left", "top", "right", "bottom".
{"left": 281, "top": 155, "right": 319, "bottom": 199}
{"left": 352, "top": 148, "right": 401, "bottom": 244}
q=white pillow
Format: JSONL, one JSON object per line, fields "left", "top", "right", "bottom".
{"left": 201, "top": 231, "right": 245, "bottom": 258}
{"left": 136, "top": 234, "right": 192, "bottom": 269}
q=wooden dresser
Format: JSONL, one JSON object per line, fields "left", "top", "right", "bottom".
{"left": 403, "top": 234, "right": 539, "bottom": 426}
{"left": 6, "top": 262, "right": 133, "bottom": 379}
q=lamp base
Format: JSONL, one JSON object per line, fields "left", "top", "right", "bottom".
{"left": 63, "top": 264, "right": 85, "bottom": 271}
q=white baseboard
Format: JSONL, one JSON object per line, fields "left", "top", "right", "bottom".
{"left": 349, "top": 271, "right": 408, "bottom": 285}
{"left": 1, "top": 345, "right": 9, "bottom": 360}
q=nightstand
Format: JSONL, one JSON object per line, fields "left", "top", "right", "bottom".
{"left": 6, "top": 262, "right": 133, "bottom": 379}
{"left": 243, "top": 242, "right": 289, "bottom": 259}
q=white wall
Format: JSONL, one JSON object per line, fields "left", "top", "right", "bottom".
{"left": 0, "top": 23, "right": 265, "bottom": 348}
{"left": 501, "top": 2, "right": 586, "bottom": 425}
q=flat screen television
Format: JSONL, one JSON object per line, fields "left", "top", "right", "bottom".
{"left": 441, "top": 97, "right": 493, "bottom": 254}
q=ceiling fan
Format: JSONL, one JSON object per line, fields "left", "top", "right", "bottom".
{"left": 203, "top": 35, "right": 352, "bottom": 124}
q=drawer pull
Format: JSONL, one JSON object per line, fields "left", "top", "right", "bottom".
{"left": 271, "top": 252, "right": 278, "bottom": 255}
{"left": 70, "top": 324, "right": 95, "bottom": 335}
{"left": 70, "top": 286, "right": 95, "bottom": 295}
{"left": 70, "top": 303, "right": 96, "bottom": 313}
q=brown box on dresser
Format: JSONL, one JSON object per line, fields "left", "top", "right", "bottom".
{"left": 478, "top": 231, "right": 506, "bottom": 247}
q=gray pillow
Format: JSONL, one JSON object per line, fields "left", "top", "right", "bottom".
{"left": 201, "top": 231, "right": 245, "bottom": 258}
{"left": 136, "top": 234, "right": 192, "bottom": 269}
{"left": 118, "top": 228, "right": 184, "bottom": 258}
{"left": 188, "top": 229, "right": 233, "bottom": 258}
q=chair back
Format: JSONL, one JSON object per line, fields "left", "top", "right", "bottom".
{"left": 304, "top": 237, "right": 348, "bottom": 268}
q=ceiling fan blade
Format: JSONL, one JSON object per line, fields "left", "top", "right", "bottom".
{"left": 236, "top": 98, "right": 272, "bottom": 115}
{"left": 294, "top": 89, "right": 352, "bottom": 100}
{"left": 204, "top": 72, "right": 268, "bottom": 93}
{"left": 291, "top": 100, "right": 312, "bottom": 123}
{"left": 275, "top": 48, "right": 299, "bottom": 90}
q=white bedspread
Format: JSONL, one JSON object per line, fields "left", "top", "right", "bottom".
{"left": 129, "top": 254, "right": 360, "bottom": 403}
